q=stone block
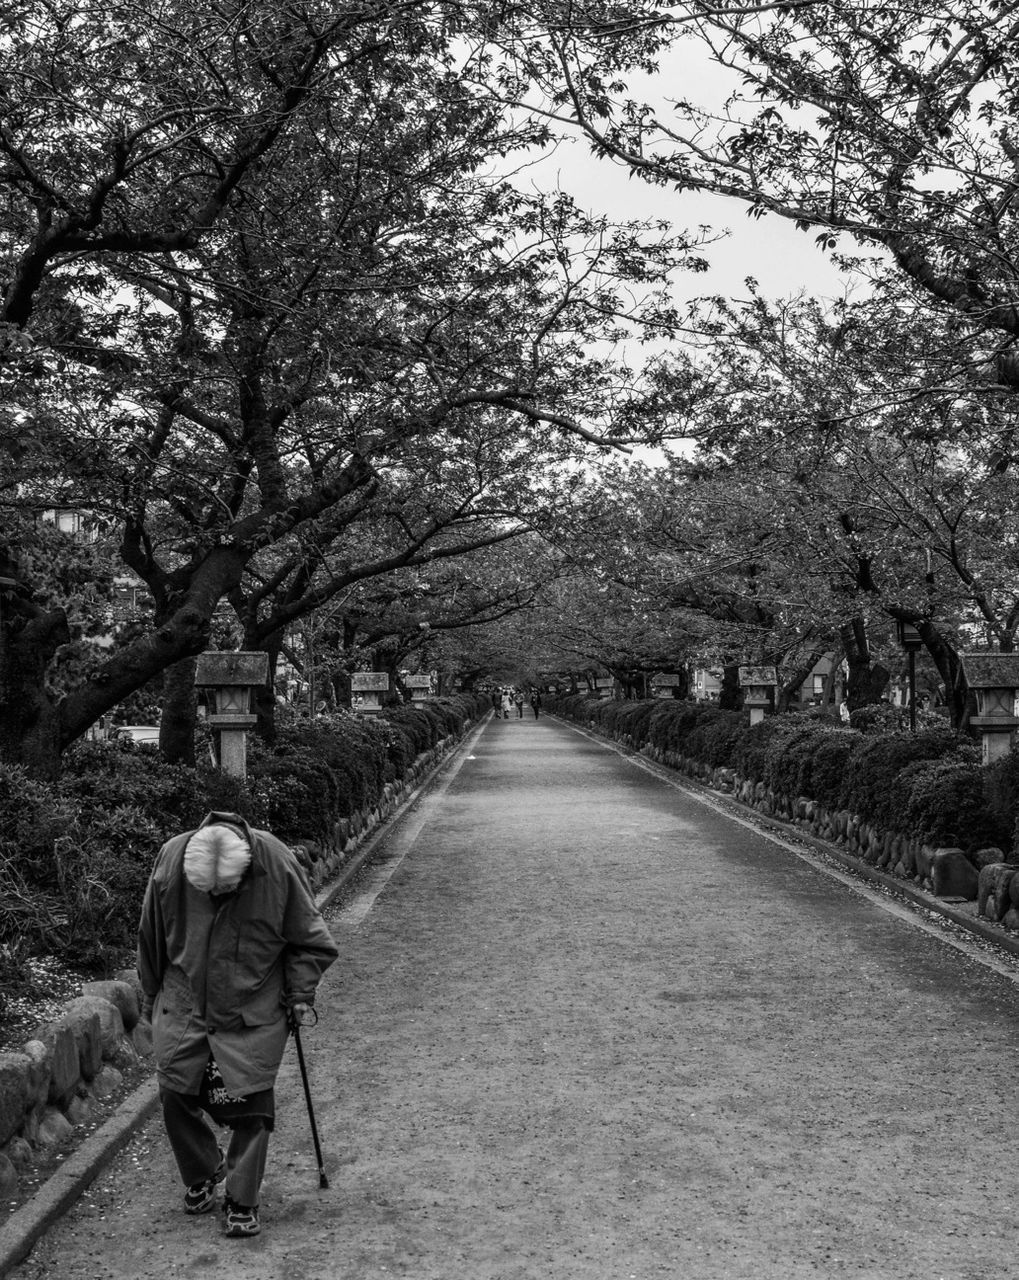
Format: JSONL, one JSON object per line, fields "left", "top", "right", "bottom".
{"left": 65, "top": 1095, "right": 93, "bottom": 1126}
{"left": 89, "top": 1065, "right": 124, "bottom": 1100}
{"left": 915, "top": 844, "right": 937, "bottom": 887}
{"left": 131, "top": 1020, "right": 154, "bottom": 1058}
{"left": 978, "top": 863, "right": 1017, "bottom": 921}
{"left": 107, "top": 1033, "right": 140, "bottom": 1071}
{"left": 114, "top": 968, "right": 143, "bottom": 997}
{"left": 41, "top": 1006, "right": 104, "bottom": 1082}
{"left": 1003, "top": 907, "right": 1019, "bottom": 930}
{"left": 3, "top": 1135, "right": 32, "bottom": 1170}
{"left": 0, "top": 1153, "right": 17, "bottom": 1198}
{"left": 37, "top": 1026, "right": 79, "bottom": 1108}
{"left": 0, "top": 1055, "right": 32, "bottom": 1148}
{"left": 62, "top": 996, "right": 125, "bottom": 1066}
{"left": 971, "top": 846, "right": 1009, "bottom": 871}
{"left": 931, "top": 847, "right": 978, "bottom": 900}
{"left": 20, "top": 1039, "right": 51, "bottom": 1110}
{"left": 82, "top": 979, "right": 140, "bottom": 1032}
{"left": 35, "top": 1107, "right": 73, "bottom": 1148}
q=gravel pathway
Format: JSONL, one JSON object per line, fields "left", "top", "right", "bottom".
{"left": 10, "top": 714, "right": 1019, "bottom": 1279}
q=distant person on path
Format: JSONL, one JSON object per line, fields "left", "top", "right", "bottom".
{"left": 501, "top": 690, "right": 514, "bottom": 718}
{"left": 137, "top": 812, "right": 338, "bottom": 1239}
{"left": 530, "top": 689, "right": 542, "bottom": 719}
{"left": 514, "top": 689, "right": 525, "bottom": 718}
{"left": 491, "top": 689, "right": 501, "bottom": 718}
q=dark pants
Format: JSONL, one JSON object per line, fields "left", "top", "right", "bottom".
{"left": 160, "top": 1087, "right": 270, "bottom": 1207}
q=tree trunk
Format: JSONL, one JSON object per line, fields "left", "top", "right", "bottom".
{"left": 250, "top": 632, "right": 284, "bottom": 745}
{"left": 160, "top": 656, "right": 198, "bottom": 766}
{"left": 0, "top": 595, "right": 71, "bottom": 780}
{"left": 776, "top": 642, "right": 828, "bottom": 712}
{"left": 840, "top": 617, "right": 890, "bottom": 710}
{"left": 915, "top": 623, "right": 969, "bottom": 731}
{"left": 719, "top": 664, "right": 741, "bottom": 710}
{"left": 820, "top": 649, "right": 842, "bottom": 712}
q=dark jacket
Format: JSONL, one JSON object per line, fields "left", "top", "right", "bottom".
{"left": 137, "top": 810, "right": 338, "bottom": 1094}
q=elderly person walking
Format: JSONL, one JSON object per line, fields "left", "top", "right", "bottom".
{"left": 137, "top": 810, "right": 338, "bottom": 1238}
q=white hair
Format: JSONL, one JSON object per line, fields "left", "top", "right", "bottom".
{"left": 183, "top": 824, "right": 252, "bottom": 893}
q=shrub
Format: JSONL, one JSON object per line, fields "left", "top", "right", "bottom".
{"left": 54, "top": 803, "right": 164, "bottom": 968}
{"left": 896, "top": 758, "right": 1002, "bottom": 850}
{"left": 983, "top": 748, "right": 1019, "bottom": 850}
{"left": 61, "top": 740, "right": 211, "bottom": 829}
{"left": 381, "top": 704, "right": 435, "bottom": 755}
{"left": 728, "top": 718, "right": 799, "bottom": 785}
{"left": 798, "top": 730, "right": 858, "bottom": 810}
{"left": 849, "top": 703, "right": 906, "bottom": 734}
{"left": 0, "top": 697, "right": 488, "bottom": 986}
{"left": 696, "top": 711, "right": 746, "bottom": 767}
{"left": 838, "top": 728, "right": 971, "bottom": 828}
{"left": 760, "top": 720, "right": 831, "bottom": 797}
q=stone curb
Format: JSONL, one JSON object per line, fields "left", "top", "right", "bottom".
{"left": 0, "top": 1079, "right": 159, "bottom": 1278}
{"left": 749, "top": 806, "right": 1019, "bottom": 961}
{"left": 0, "top": 715, "right": 490, "bottom": 1279}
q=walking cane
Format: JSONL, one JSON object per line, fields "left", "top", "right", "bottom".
{"left": 291, "top": 1014, "right": 329, "bottom": 1189}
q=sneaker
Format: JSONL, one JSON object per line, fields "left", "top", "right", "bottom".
{"left": 223, "top": 1195, "right": 261, "bottom": 1237}
{"left": 183, "top": 1150, "right": 225, "bottom": 1215}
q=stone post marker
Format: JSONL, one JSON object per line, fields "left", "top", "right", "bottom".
{"left": 961, "top": 653, "right": 1019, "bottom": 764}
{"left": 194, "top": 651, "right": 269, "bottom": 779}
{"left": 739, "top": 665, "right": 778, "bottom": 727}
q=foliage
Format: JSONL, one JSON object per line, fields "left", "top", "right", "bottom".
{"left": 983, "top": 750, "right": 1019, "bottom": 856}
{"left": 849, "top": 704, "right": 906, "bottom": 736}
{"left": 896, "top": 760, "right": 1002, "bottom": 852}
{"left": 548, "top": 695, "right": 1004, "bottom": 858}
{"left": 837, "top": 730, "right": 974, "bottom": 831}
{"left": 797, "top": 731, "right": 858, "bottom": 812}
{"left": 0, "top": 694, "right": 484, "bottom": 981}
{"left": 0, "top": 0, "right": 700, "bottom": 779}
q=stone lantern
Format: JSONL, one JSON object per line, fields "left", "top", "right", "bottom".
{"left": 350, "top": 671, "right": 388, "bottom": 714}
{"left": 739, "top": 665, "right": 778, "bottom": 726}
{"left": 194, "top": 651, "right": 269, "bottom": 779}
{"left": 650, "top": 673, "right": 682, "bottom": 699}
{"left": 961, "top": 653, "right": 1019, "bottom": 765}
{"left": 405, "top": 674, "right": 433, "bottom": 702}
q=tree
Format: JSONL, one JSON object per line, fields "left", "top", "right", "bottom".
{"left": 624, "top": 285, "right": 1019, "bottom": 720}
{"left": 506, "top": 2, "right": 1019, "bottom": 388}
{"left": 0, "top": 0, "right": 699, "bottom": 777}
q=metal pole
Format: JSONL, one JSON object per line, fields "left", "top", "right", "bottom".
{"left": 908, "top": 648, "right": 917, "bottom": 733}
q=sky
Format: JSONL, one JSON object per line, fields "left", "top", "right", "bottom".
{"left": 506, "top": 34, "right": 855, "bottom": 309}
{"left": 526, "top": 132, "right": 850, "bottom": 306}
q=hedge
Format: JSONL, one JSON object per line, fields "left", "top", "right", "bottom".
{"left": 549, "top": 694, "right": 1016, "bottom": 857}
{"left": 0, "top": 692, "right": 487, "bottom": 983}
